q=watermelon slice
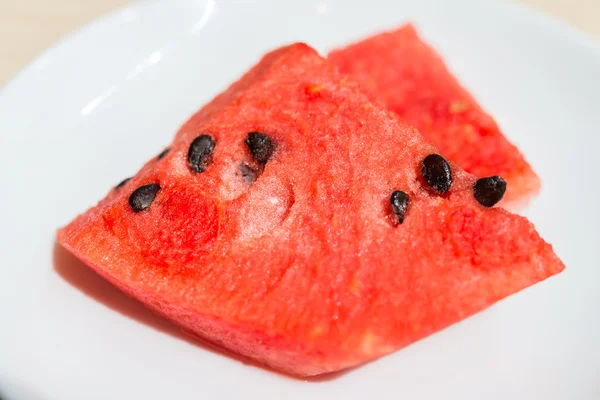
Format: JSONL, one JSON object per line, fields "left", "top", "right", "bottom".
{"left": 58, "top": 43, "right": 564, "bottom": 377}
{"left": 328, "top": 24, "right": 539, "bottom": 204}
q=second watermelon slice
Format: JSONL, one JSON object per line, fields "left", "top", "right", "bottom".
{"left": 328, "top": 24, "right": 540, "bottom": 204}
{"left": 58, "top": 43, "right": 563, "bottom": 377}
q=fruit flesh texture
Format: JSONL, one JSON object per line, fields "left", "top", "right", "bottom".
{"left": 328, "top": 24, "right": 540, "bottom": 204}
{"left": 58, "top": 43, "right": 564, "bottom": 377}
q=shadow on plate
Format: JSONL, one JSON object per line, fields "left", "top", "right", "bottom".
{"left": 52, "top": 242, "right": 351, "bottom": 382}
{"left": 0, "top": 383, "right": 47, "bottom": 400}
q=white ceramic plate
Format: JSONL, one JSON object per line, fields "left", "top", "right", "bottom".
{"left": 1, "top": 0, "right": 599, "bottom": 398}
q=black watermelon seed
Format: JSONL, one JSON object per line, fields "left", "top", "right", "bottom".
{"left": 474, "top": 176, "right": 507, "bottom": 207}
{"left": 156, "top": 148, "right": 171, "bottom": 161}
{"left": 129, "top": 183, "right": 161, "bottom": 212}
{"left": 390, "top": 190, "right": 410, "bottom": 224}
{"left": 188, "top": 135, "right": 215, "bottom": 173}
{"left": 240, "top": 162, "right": 258, "bottom": 185}
{"left": 245, "top": 132, "right": 276, "bottom": 165}
{"left": 421, "top": 154, "right": 452, "bottom": 194}
{"left": 115, "top": 177, "right": 131, "bottom": 191}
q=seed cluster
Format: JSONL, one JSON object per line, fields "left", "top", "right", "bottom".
{"left": 121, "top": 132, "right": 277, "bottom": 212}
{"left": 117, "top": 136, "right": 504, "bottom": 218}
{"left": 389, "top": 153, "right": 506, "bottom": 225}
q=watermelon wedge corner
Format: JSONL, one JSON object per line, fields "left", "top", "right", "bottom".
{"left": 58, "top": 43, "right": 564, "bottom": 377}
{"left": 328, "top": 24, "right": 540, "bottom": 205}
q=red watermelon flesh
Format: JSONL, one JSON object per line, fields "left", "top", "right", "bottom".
{"left": 58, "top": 43, "right": 564, "bottom": 377}
{"left": 328, "top": 24, "right": 539, "bottom": 204}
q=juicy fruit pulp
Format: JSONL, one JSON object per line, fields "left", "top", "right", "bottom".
{"left": 328, "top": 24, "right": 540, "bottom": 204}
{"left": 58, "top": 43, "right": 564, "bottom": 377}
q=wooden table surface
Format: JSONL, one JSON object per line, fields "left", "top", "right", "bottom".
{"left": 0, "top": 0, "right": 598, "bottom": 86}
